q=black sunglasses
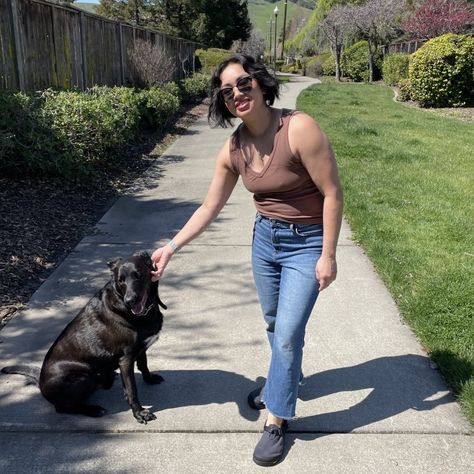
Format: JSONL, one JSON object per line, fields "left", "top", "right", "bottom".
{"left": 219, "top": 75, "right": 253, "bottom": 103}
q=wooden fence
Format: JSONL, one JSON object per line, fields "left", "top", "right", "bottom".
{"left": 384, "top": 40, "right": 426, "bottom": 55}
{"left": 0, "top": 0, "right": 200, "bottom": 91}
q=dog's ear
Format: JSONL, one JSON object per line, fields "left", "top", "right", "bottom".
{"left": 107, "top": 258, "right": 123, "bottom": 273}
{"left": 134, "top": 251, "right": 153, "bottom": 271}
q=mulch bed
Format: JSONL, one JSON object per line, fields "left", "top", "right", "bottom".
{"left": 0, "top": 100, "right": 209, "bottom": 329}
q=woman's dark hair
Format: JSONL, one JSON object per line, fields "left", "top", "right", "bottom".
{"left": 208, "top": 54, "right": 280, "bottom": 128}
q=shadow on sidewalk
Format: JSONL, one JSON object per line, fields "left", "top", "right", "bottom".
{"left": 0, "top": 354, "right": 452, "bottom": 429}
{"left": 0, "top": 353, "right": 456, "bottom": 468}
{"left": 277, "top": 353, "right": 455, "bottom": 461}
{"left": 297, "top": 354, "right": 453, "bottom": 430}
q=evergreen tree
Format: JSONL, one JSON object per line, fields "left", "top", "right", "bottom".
{"left": 97, "top": 0, "right": 128, "bottom": 22}
{"left": 192, "top": 0, "right": 251, "bottom": 49}
{"left": 97, "top": 0, "right": 251, "bottom": 48}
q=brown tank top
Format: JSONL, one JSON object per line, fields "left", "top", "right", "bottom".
{"left": 229, "top": 109, "right": 324, "bottom": 224}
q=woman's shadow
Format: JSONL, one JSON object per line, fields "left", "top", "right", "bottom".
{"left": 278, "top": 353, "right": 455, "bottom": 460}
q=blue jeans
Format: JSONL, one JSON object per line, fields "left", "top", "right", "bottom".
{"left": 252, "top": 213, "right": 323, "bottom": 419}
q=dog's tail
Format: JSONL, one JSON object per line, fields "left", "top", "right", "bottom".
{"left": 1, "top": 365, "right": 40, "bottom": 385}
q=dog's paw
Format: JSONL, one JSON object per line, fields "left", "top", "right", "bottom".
{"left": 134, "top": 408, "right": 156, "bottom": 424}
{"left": 143, "top": 373, "right": 164, "bottom": 385}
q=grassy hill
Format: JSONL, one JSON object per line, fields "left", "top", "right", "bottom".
{"left": 75, "top": 2, "right": 99, "bottom": 14}
{"left": 248, "top": 0, "right": 313, "bottom": 41}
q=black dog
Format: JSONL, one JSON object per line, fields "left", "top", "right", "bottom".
{"left": 2, "top": 251, "right": 166, "bottom": 424}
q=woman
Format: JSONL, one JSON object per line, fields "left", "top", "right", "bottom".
{"left": 151, "top": 54, "right": 343, "bottom": 466}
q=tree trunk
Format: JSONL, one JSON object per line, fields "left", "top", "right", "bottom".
{"left": 135, "top": 5, "right": 140, "bottom": 26}
{"left": 335, "top": 44, "right": 342, "bottom": 82}
{"left": 367, "top": 39, "right": 376, "bottom": 83}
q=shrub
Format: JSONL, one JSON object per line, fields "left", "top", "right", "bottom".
{"left": 343, "top": 41, "right": 383, "bottom": 82}
{"left": 322, "top": 54, "right": 336, "bottom": 77}
{"left": 397, "top": 78, "right": 413, "bottom": 102}
{"left": 305, "top": 54, "right": 332, "bottom": 78}
{"left": 141, "top": 87, "right": 180, "bottom": 129}
{"left": 0, "top": 77, "right": 208, "bottom": 180}
{"left": 88, "top": 86, "right": 142, "bottom": 141}
{"left": 0, "top": 79, "right": 207, "bottom": 180}
{"left": 342, "top": 41, "right": 369, "bottom": 82}
{"left": 196, "top": 48, "right": 231, "bottom": 74}
{"left": 409, "top": 33, "right": 474, "bottom": 107}
{"left": 179, "top": 73, "right": 210, "bottom": 104}
{"left": 280, "top": 63, "right": 299, "bottom": 73}
{"left": 128, "top": 39, "right": 176, "bottom": 87}
{"left": 0, "top": 90, "right": 79, "bottom": 178}
{"left": 382, "top": 53, "right": 410, "bottom": 86}
{"left": 41, "top": 87, "right": 142, "bottom": 163}
{"left": 160, "top": 81, "right": 182, "bottom": 101}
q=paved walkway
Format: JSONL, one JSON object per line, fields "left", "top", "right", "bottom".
{"left": 0, "top": 76, "right": 472, "bottom": 473}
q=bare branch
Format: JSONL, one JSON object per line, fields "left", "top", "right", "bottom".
{"left": 319, "top": 6, "right": 355, "bottom": 80}
{"left": 127, "top": 39, "right": 177, "bottom": 88}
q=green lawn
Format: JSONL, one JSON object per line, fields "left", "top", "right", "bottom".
{"left": 297, "top": 82, "right": 474, "bottom": 424}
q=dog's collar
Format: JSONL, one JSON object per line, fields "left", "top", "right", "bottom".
{"left": 135, "top": 302, "right": 155, "bottom": 317}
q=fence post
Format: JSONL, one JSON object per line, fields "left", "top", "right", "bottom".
{"left": 118, "top": 23, "right": 125, "bottom": 85}
{"left": 9, "top": 0, "right": 25, "bottom": 90}
{"left": 79, "top": 12, "right": 88, "bottom": 89}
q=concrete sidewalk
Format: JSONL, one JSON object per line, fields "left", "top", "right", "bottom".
{"left": 0, "top": 76, "right": 472, "bottom": 473}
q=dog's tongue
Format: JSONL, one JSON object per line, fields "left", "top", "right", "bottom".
{"left": 131, "top": 302, "right": 144, "bottom": 315}
{"left": 131, "top": 293, "right": 147, "bottom": 315}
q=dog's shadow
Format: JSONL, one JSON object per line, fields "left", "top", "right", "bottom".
{"left": 88, "top": 369, "right": 264, "bottom": 422}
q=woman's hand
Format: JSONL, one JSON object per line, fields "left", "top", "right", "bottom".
{"left": 150, "top": 246, "right": 174, "bottom": 281}
{"left": 316, "top": 255, "right": 337, "bottom": 291}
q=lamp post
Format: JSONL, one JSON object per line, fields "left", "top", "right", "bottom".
{"left": 268, "top": 17, "right": 273, "bottom": 62}
{"left": 281, "top": 1, "right": 288, "bottom": 61}
{"left": 273, "top": 5, "right": 278, "bottom": 72}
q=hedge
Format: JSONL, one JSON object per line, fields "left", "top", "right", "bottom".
{"left": 41, "top": 87, "right": 142, "bottom": 163}
{"left": 1, "top": 74, "right": 210, "bottom": 180}
{"left": 0, "top": 90, "right": 78, "bottom": 178}
{"left": 179, "top": 73, "right": 210, "bottom": 103}
{"left": 382, "top": 53, "right": 410, "bottom": 86}
{"left": 305, "top": 53, "right": 332, "bottom": 78}
{"left": 342, "top": 41, "right": 383, "bottom": 82}
{"left": 322, "top": 54, "right": 336, "bottom": 77}
{"left": 397, "top": 78, "right": 413, "bottom": 102}
{"left": 141, "top": 87, "right": 180, "bottom": 130}
{"left": 409, "top": 33, "right": 474, "bottom": 107}
{"left": 196, "top": 48, "right": 231, "bottom": 74}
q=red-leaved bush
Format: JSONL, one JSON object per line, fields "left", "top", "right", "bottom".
{"left": 402, "top": 0, "right": 474, "bottom": 39}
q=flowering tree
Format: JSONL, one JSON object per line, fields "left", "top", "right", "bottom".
{"left": 319, "top": 6, "right": 353, "bottom": 81}
{"left": 401, "top": 0, "right": 474, "bottom": 40}
{"left": 347, "top": 0, "right": 406, "bottom": 82}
